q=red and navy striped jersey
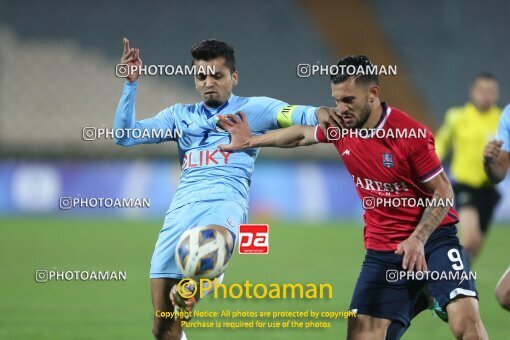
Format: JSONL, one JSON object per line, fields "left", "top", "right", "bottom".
{"left": 315, "top": 103, "right": 458, "bottom": 251}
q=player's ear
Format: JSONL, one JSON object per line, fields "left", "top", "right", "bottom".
{"left": 231, "top": 70, "right": 239, "bottom": 86}
{"left": 368, "top": 85, "right": 379, "bottom": 102}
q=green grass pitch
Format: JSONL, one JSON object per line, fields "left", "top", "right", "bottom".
{"left": 0, "top": 217, "right": 508, "bottom": 339}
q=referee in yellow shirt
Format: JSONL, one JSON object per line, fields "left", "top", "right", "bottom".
{"left": 435, "top": 73, "right": 502, "bottom": 264}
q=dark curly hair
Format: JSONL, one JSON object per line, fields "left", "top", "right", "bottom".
{"left": 191, "top": 39, "right": 236, "bottom": 73}
{"left": 330, "top": 55, "right": 378, "bottom": 86}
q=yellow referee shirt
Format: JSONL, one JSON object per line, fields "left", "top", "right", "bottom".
{"left": 435, "top": 102, "right": 501, "bottom": 188}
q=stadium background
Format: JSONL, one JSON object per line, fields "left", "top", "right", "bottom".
{"left": 1, "top": 0, "right": 509, "bottom": 339}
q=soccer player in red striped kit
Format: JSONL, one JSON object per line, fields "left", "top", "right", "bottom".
{"left": 217, "top": 56, "right": 488, "bottom": 339}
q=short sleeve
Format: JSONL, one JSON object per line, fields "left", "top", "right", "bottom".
{"left": 434, "top": 108, "right": 457, "bottom": 160}
{"left": 408, "top": 129, "right": 443, "bottom": 183}
{"left": 314, "top": 125, "right": 335, "bottom": 143}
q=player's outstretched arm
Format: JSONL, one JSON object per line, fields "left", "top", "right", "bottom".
{"left": 217, "top": 112, "right": 318, "bottom": 151}
{"left": 113, "top": 38, "right": 176, "bottom": 147}
{"left": 483, "top": 140, "right": 509, "bottom": 184}
{"left": 395, "top": 172, "right": 454, "bottom": 272}
{"left": 316, "top": 107, "right": 344, "bottom": 132}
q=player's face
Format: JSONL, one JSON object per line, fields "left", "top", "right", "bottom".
{"left": 194, "top": 57, "right": 238, "bottom": 108}
{"left": 331, "top": 77, "right": 372, "bottom": 129}
{"left": 470, "top": 78, "right": 499, "bottom": 112}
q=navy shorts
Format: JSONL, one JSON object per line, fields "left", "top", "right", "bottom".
{"left": 453, "top": 183, "right": 500, "bottom": 233}
{"left": 349, "top": 225, "right": 477, "bottom": 327}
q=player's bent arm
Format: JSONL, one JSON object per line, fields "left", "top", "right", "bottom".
{"left": 484, "top": 149, "right": 510, "bottom": 184}
{"left": 434, "top": 111, "right": 454, "bottom": 160}
{"left": 486, "top": 106, "right": 510, "bottom": 183}
{"left": 113, "top": 81, "right": 175, "bottom": 146}
{"left": 412, "top": 171, "right": 454, "bottom": 243}
{"left": 249, "top": 126, "right": 318, "bottom": 148}
{"left": 217, "top": 113, "right": 318, "bottom": 152}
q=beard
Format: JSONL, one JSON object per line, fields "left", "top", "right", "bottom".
{"left": 346, "top": 101, "right": 371, "bottom": 129}
{"left": 204, "top": 98, "right": 224, "bottom": 108}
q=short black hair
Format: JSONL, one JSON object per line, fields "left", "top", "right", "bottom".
{"left": 191, "top": 39, "right": 236, "bottom": 72}
{"left": 472, "top": 72, "right": 497, "bottom": 84}
{"left": 330, "top": 55, "right": 378, "bottom": 86}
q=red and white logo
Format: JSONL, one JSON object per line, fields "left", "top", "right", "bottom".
{"left": 238, "top": 224, "right": 269, "bottom": 254}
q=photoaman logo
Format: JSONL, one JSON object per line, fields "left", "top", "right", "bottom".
{"left": 239, "top": 224, "right": 269, "bottom": 254}
{"left": 176, "top": 278, "right": 333, "bottom": 300}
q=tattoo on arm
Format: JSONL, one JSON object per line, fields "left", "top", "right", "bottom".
{"left": 413, "top": 192, "right": 451, "bottom": 243}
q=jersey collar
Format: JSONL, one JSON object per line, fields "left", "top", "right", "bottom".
{"left": 201, "top": 93, "right": 237, "bottom": 118}
{"left": 465, "top": 102, "right": 499, "bottom": 116}
{"left": 373, "top": 102, "right": 392, "bottom": 129}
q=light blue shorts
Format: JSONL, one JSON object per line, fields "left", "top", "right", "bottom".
{"left": 150, "top": 200, "right": 248, "bottom": 279}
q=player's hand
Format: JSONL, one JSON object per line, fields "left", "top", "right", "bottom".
{"left": 316, "top": 107, "right": 343, "bottom": 132}
{"left": 483, "top": 139, "right": 504, "bottom": 165}
{"left": 120, "top": 37, "right": 142, "bottom": 83}
{"left": 217, "top": 112, "right": 253, "bottom": 151}
{"left": 395, "top": 236, "right": 428, "bottom": 272}
{"left": 169, "top": 285, "right": 196, "bottom": 321}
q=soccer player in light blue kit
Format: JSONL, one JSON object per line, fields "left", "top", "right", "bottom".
{"left": 114, "top": 38, "right": 330, "bottom": 340}
{"left": 484, "top": 104, "right": 510, "bottom": 312}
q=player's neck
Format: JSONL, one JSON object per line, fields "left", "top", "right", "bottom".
{"left": 471, "top": 102, "right": 492, "bottom": 114}
{"left": 361, "top": 101, "right": 384, "bottom": 129}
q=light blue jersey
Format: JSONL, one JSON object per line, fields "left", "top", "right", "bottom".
{"left": 114, "top": 80, "right": 319, "bottom": 278}
{"left": 498, "top": 104, "right": 510, "bottom": 152}
{"left": 114, "top": 80, "right": 318, "bottom": 212}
